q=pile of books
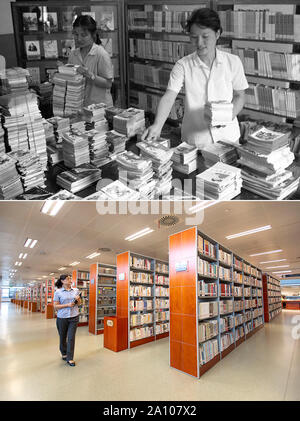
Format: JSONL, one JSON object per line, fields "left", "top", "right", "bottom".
{"left": 136, "top": 140, "right": 174, "bottom": 196}
{"left": 196, "top": 162, "right": 242, "bottom": 200}
{"left": 237, "top": 125, "right": 299, "bottom": 200}
{"left": 53, "top": 65, "right": 85, "bottom": 117}
{"left": 56, "top": 163, "right": 102, "bottom": 193}
{"left": 0, "top": 153, "right": 23, "bottom": 199}
{"left": 0, "top": 126, "right": 5, "bottom": 154}
{"left": 105, "top": 106, "right": 124, "bottom": 128}
{"left": 46, "top": 144, "right": 64, "bottom": 165}
{"left": 113, "top": 107, "right": 145, "bottom": 138}
{"left": 201, "top": 141, "right": 238, "bottom": 168}
{"left": 0, "top": 67, "right": 30, "bottom": 95}
{"left": 62, "top": 129, "right": 90, "bottom": 168}
{"left": 100, "top": 180, "right": 140, "bottom": 200}
{"left": 205, "top": 101, "right": 233, "bottom": 126}
{"left": 47, "top": 189, "right": 80, "bottom": 200}
{"left": 116, "top": 151, "right": 155, "bottom": 198}
{"left": 85, "top": 129, "right": 110, "bottom": 167}
{"left": 106, "top": 130, "right": 127, "bottom": 155}
{"left": 83, "top": 103, "right": 108, "bottom": 131}
{"left": 47, "top": 116, "right": 70, "bottom": 144}
{"left": 9, "top": 150, "right": 46, "bottom": 191}
{"left": 172, "top": 142, "right": 198, "bottom": 174}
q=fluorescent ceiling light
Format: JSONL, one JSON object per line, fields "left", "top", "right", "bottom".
{"left": 69, "top": 261, "right": 80, "bottom": 266}
{"left": 18, "top": 262, "right": 22, "bottom": 266}
{"left": 260, "top": 259, "right": 287, "bottom": 264}
{"left": 125, "top": 227, "right": 154, "bottom": 241}
{"left": 24, "top": 238, "right": 32, "bottom": 247}
{"left": 49, "top": 273, "right": 54, "bottom": 275}
{"left": 58, "top": 267, "right": 66, "bottom": 271}
{"left": 250, "top": 249, "right": 282, "bottom": 257}
{"left": 41, "top": 201, "right": 64, "bottom": 217}
{"left": 19, "top": 253, "right": 23, "bottom": 259}
{"left": 188, "top": 200, "right": 218, "bottom": 214}
{"left": 15, "top": 262, "right": 20, "bottom": 266}
{"left": 86, "top": 252, "right": 101, "bottom": 259}
{"left": 266, "top": 265, "right": 289, "bottom": 269}
{"left": 42, "top": 276, "right": 47, "bottom": 278}
{"left": 30, "top": 240, "right": 38, "bottom": 249}
{"left": 23, "top": 253, "right": 27, "bottom": 259}
{"left": 272, "top": 270, "right": 291, "bottom": 274}
{"left": 226, "top": 225, "right": 271, "bottom": 240}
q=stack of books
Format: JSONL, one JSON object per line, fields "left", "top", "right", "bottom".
{"left": 47, "top": 144, "right": 64, "bottom": 165}
{"left": 0, "top": 153, "right": 23, "bottom": 199}
{"left": 56, "top": 163, "right": 102, "bottom": 193}
{"left": 83, "top": 190, "right": 110, "bottom": 200}
{"left": 0, "top": 126, "right": 5, "bottom": 154}
{"left": 83, "top": 103, "right": 108, "bottom": 131}
{"left": 201, "top": 142, "right": 238, "bottom": 168}
{"left": 136, "top": 140, "right": 174, "bottom": 196}
{"left": 196, "top": 162, "right": 242, "bottom": 200}
{"left": 113, "top": 107, "right": 145, "bottom": 138}
{"left": 9, "top": 150, "right": 46, "bottom": 191}
{"left": 106, "top": 130, "right": 128, "bottom": 155}
{"left": 116, "top": 151, "right": 155, "bottom": 198}
{"left": 62, "top": 129, "right": 90, "bottom": 168}
{"left": 101, "top": 180, "right": 140, "bottom": 200}
{"left": 47, "top": 116, "right": 70, "bottom": 144}
{"left": 0, "top": 67, "right": 30, "bottom": 95}
{"left": 53, "top": 65, "right": 85, "bottom": 117}
{"left": 205, "top": 102, "right": 233, "bottom": 126}
{"left": 47, "top": 189, "right": 80, "bottom": 200}
{"left": 172, "top": 142, "right": 198, "bottom": 174}
{"left": 237, "top": 125, "right": 299, "bottom": 200}
{"left": 105, "top": 106, "right": 124, "bottom": 128}
{"left": 86, "top": 129, "right": 110, "bottom": 167}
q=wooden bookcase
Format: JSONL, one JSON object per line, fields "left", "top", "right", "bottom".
{"left": 89, "top": 262, "right": 117, "bottom": 335}
{"left": 169, "top": 227, "right": 264, "bottom": 378}
{"left": 72, "top": 269, "right": 90, "bottom": 327}
{"left": 262, "top": 273, "right": 282, "bottom": 322}
{"left": 116, "top": 251, "right": 169, "bottom": 349}
{"left": 45, "top": 278, "right": 55, "bottom": 319}
{"left": 214, "top": 0, "right": 300, "bottom": 125}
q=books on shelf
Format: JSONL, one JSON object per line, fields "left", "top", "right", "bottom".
{"left": 155, "top": 286, "right": 169, "bottom": 297}
{"left": 198, "top": 301, "right": 218, "bottom": 320}
{"left": 130, "top": 271, "right": 153, "bottom": 284}
{"left": 130, "top": 300, "right": 153, "bottom": 311}
{"left": 219, "top": 300, "right": 233, "bottom": 315}
{"left": 131, "top": 313, "right": 153, "bottom": 327}
{"left": 56, "top": 163, "right": 102, "bottom": 193}
{"left": 22, "top": 12, "right": 38, "bottom": 31}
{"left": 219, "top": 249, "right": 232, "bottom": 266}
{"left": 220, "top": 315, "right": 234, "bottom": 333}
{"left": 130, "top": 286, "right": 152, "bottom": 298}
{"left": 128, "top": 10, "right": 193, "bottom": 33}
{"left": 199, "top": 338, "right": 219, "bottom": 365}
{"left": 196, "top": 162, "right": 242, "bottom": 200}
{"left": 130, "top": 326, "right": 154, "bottom": 342}
{"left": 198, "top": 234, "right": 216, "bottom": 258}
{"left": 198, "top": 280, "right": 217, "bottom": 297}
{"left": 129, "top": 38, "right": 191, "bottom": 63}
{"left": 198, "top": 258, "right": 218, "bottom": 278}
{"left": 155, "top": 298, "right": 169, "bottom": 309}
{"left": 43, "top": 40, "right": 58, "bottom": 59}
{"left": 219, "top": 283, "right": 232, "bottom": 297}
{"left": 155, "top": 322, "right": 169, "bottom": 335}
{"left": 219, "top": 266, "right": 231, "bottom": 281}
{"left": 134, "top": 90, "right": 184, "bottom": 121}
{"left": 221, "top": 331, "right": 234, "bottom": 351}
{"left": 25, "top": 41, "right": 41, "bottom": 60}
{"left": 198, "top": 319, "right": 218, "bottom": 343}
{"left": 155, "top": 262, "right": 168, "bottom": 274}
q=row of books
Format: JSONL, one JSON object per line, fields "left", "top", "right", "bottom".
{"left": 220, "top": 332, "right": 234, "bottom": 352}
{"left": 129, "top": 38, "right": 190, "bottom": 63}
{"left": 97, "top": 307, "right": 116, "bottom": 317}
{"left": 98, "top": 298, "right": 115, "bottom": 306}
{"left": 235, "top": 313, "right": 244, "bottom": 326}
{"left": 233, "top": 257, "right": 243, "bottom": 271}
{"left": 130, "top": 256, "right": 152, "bottom": 271}
{"left": 130, "top": 326, "right": 154, "bottom": 342}
{"left": 130, "top": 313, "right": 153, "bottom": 327}
{"left": 253, "top": 308, "right": 263, "bottom": 319}
{"left": 234, "top": 286, "right": 243, "bottom": 297}
{"left": 236, "top": 325, "right": 245, "bottom": 340}
{"left": 218, "top": 9, "right": 300, "bottom": 42}
{"left": 220, "top": 315, "right": 234, "bottom": 333}
{"left": 130, "top": 300, "right": 153, "bottom": 312}
{"left": 198, "top": 259, "right": 218, "bottom": 278}
{"left": 198, "top": 281, "right": 217, "bottom": 297}
{"left": 233, "top": 272, "right": 243, "bottom": 284}
{"left": 245, "top": 299, "right": 258, "bottom": 309}
{"left": 155, "top": 299, "right": 169, "bottom": 310}
{"left": 199, "top": 301, "right": 218, "bottom": 320}
{"left": 220, "top": 283, "right": 232, "bottom": 297}
{"left": 199, "top": 339, "right": 219, "bottom": 366}
{"left": 198, "top": 320, "right": 218, "bottom": 343}
{"left": 128, "top": 10, "right": 192, "bottom": 33}
{"left": 245, "top": 311, "right": 252, "bottom": 322}
{"left": 219, "top": 267, "right": 231, "bottom": 281}
{"left": 245, "top": 322, "right": 253, "bottom": 335}
{"left": 155, "top": 263, "right": 168, "bottom": 274}
{"left": 155, "top": 323, "right": 169, "bottom": 335}
{"left": 130, "top": 62, "right": 172, "bottom": 91}
{"left": 130, "top": 286, "right": 152, "bottom": 297}
{"left": 155, "top": 287, "right": 169, "bottom": 298}
{"left": 155, "top": 275, "right": 169, "bottom": 286}
{"left": 219, "top": 249, "right": 232, "bottom": 266}
{"left": 197, "top": 235, "right": 216, "bottom": 259}
{"left": 130, "top": 271, "right": 153, "bottom": 284}
{"left": 220, "top": 300, "right": 233, "bottom": 315}
{"left": 244, "top": 287, "right": 252, "bottom": 297}
{"left": 253, "top": 316, "right": 264, "bottom": 329}
{"left": 155, "top": 311, "right": 169, "bottom": 322}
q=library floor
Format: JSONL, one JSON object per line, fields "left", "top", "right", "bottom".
{"left": 0, "top": 303, "right": 299, "bottom": 401}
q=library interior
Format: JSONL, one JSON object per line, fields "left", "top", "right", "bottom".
{"left": 0, "top": 200, "right": 300, "bottom": 401}
{"left": 0, "top": 0, "right": 299, "bottom": 200}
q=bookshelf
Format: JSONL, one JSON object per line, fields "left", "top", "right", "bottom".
{"left": 40, "top": 281, "right": 46, "bottom": 313}
{"left": 116, "top": 251, "right": 169, "bottom": 349}
{"left": 72, "top": 269, "right": 90, "bottom": 326}
{"left": 45, "top": 278, "right": 55, "bottom": 319}
{"left": 262, "top": 273, "right": 282, "bottom": 322}
{"left": 214, "top": 0, "right": 300, "bottom": 124}
{"left": 125, "top": 0, "right": 210, "bottom": 124}
{"left": 11, "top": 0, "right": 126, "bottom": 107}
{"left": 89, "top": 262, "right": 117, "bottom": 335}
{"left": 169, "top": 227, "right": 264, "bottom": 378}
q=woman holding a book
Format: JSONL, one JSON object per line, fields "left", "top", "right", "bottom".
{"left": 142, "top": 8, "right": 248, "bottom": 149}
{"left": 53, "top": 274, "right": 81, "bottom": 367}
{"left": 68, "top": 15, "right": 114, "bottom": 107}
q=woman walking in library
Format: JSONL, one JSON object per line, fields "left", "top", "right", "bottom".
{"left": 53, "top": 275, "right": 81, "bottom": 367}
{"left": 142, "top": 8, "right": 248, "bottom": 149}
{"left": 68, "top": 15, "right": 114, "bottom": 107}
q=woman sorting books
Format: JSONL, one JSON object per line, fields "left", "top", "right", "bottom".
{"left": 53, "top": 274, "right": 81, "bottom": 367}
{"left": 142, "top": 8, "right": 249, "bottom": 149}
{"left": 68, "top": 15, "right": 113, "bottom": 107}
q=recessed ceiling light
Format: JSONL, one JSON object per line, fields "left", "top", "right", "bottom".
{"left": 86, "top": 252, "right": 101, "bottom": 259}
{"left": 125, "top": 228, "right": 154, "bottom": 241}
{"left": 250, "top": 249, "right": 283, "bottom": 257}
{"left": 58, "top": 267, "right": 66, "bottom": 271}
{"left": 260, "top": 259, "right": 287, "bottom": 264}
{"left": 226, "top": 225, "right": 272, "bottom": 240}
{"left": 69, "top": 261, "right": 80, "bottom": 266}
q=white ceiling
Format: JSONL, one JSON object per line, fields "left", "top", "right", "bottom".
{"left": 0, "top": 201, "right": 300, "bottom": 287}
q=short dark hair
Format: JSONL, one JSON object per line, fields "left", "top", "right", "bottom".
{"left": 73, "top": 15, "right": 101, "bottom": 45}
{"left": 55, "top": 274, "right": 70, "bottom": 289}
{"left": 186, "top": 8, "right": 222, "bottom": 35}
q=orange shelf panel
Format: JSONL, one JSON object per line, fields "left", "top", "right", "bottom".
{"left": 104, "top": 316, "right": 128, "bottom": 352}
{"left": 89, "top": 263, "right": 98, "bottom": 334}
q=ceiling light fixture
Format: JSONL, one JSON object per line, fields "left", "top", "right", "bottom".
{"left": 188, "top": 200, "right": 218, "bottom": 214}
{"left": 265, "top": 265, "right": 290, "bottom": 269}
{"left": 69, "top": 261, "right": 80, "bottom": 266}
{"left": 125, "top": 227, "right": 154, "bottom": 241}
{"left": 272, "top": 270, "right": 292, "bottom": 274}
{"left": 250, "top": 249, "right": 283, "bottom": 257}
{"left": 86, "top": 252, "right": 101, "bottom": 259}
{"left": 30, "top": 240, "right": 38, "bottom": 248}
{"left": 58, "top": 267, "right": 66, "bottom": 271}
{"left": 41, "top": 201, "right": 64, "bottom": 217}
{"left": 19, "top": 253, "right": 23, "bottom": 259}
{"left": 259, "top": 259, "right": 287, "bottom": 264}
{"left": 49, "top": 273, "right": 54, "bottom": 275}
{"left": 226, "top": 225, "right": 272, "bottom": 240}
{"left": 24, "top": 238, "right": 32, "bottom": 247}
{"left": 23, "top": 253, "right": 27, "bottom": 259}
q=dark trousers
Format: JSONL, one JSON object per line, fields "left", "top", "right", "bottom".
{"left": 56, "top": 315, "right": 79, "bottom": 361}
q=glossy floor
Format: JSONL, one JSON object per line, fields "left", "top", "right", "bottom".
{"left": 0, "top": 302, "right": 299, "bottom": 401}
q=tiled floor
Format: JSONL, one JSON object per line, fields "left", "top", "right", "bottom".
{"left": 0, "top": 302, "right": 299, "bottom": 401}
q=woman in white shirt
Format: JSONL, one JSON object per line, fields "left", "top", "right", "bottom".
{"left": 68, "top": 15, "right": 114, "bottom": 107}
{"left": 142, "top": 8, "right": 249, "bottom": 149}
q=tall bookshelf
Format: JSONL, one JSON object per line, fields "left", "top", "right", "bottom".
{"left": 89, "top": 263, "right": 117, "bottom": 335}
{"left": 169, "top": 227, "right": 264, "bottom": 378}
{"left": 116, "top": 251, "right": 169, "bottom": 349}
{"left": 262, "top": 273, "right": 282, "bottom": 322}
{"left": 125, "top": 0, "right": 210, "bottom": 124}
{"left": 214, "top": 0, "right": 300, "bottom": 125}
{"left": 11, "top": 0, "right": 126, "bottom": 107}
{"left": 72, "top": 269, "right": 90, "bottom": 327}
{"left": 40, "top": 281, "right": 46, "bottom": 313}
{"left": 45, "top": 278, "right": 55, "bottom": 319}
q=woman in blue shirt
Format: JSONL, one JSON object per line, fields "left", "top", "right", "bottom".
{"left": 53, "top": 275, "right": 81, "bottom": 366}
